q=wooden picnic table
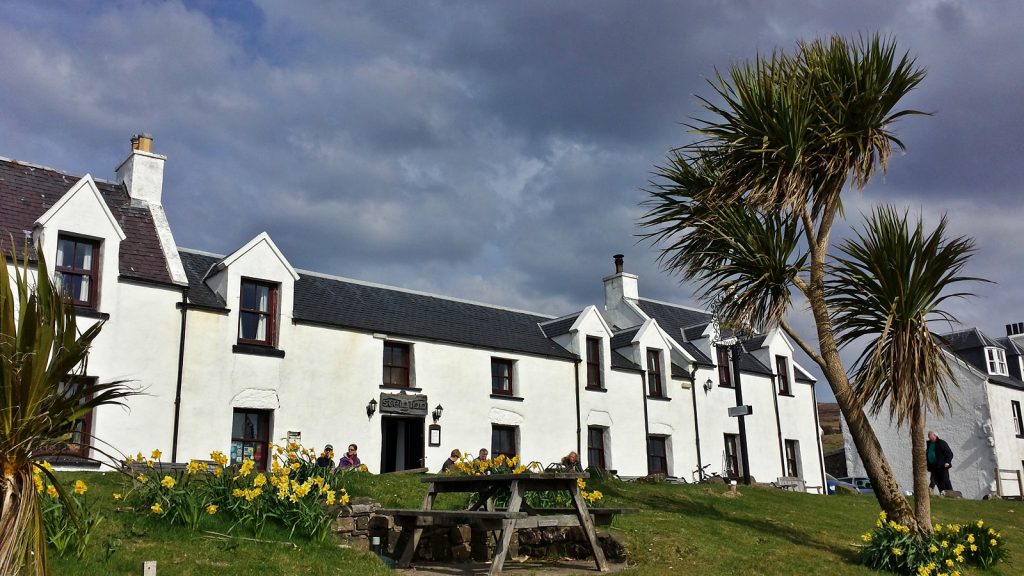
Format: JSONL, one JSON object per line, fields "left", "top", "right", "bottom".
{"left": 387, "top": 472, "right": 608, "bottom": 575}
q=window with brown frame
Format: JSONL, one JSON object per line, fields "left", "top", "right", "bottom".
{"left": 55, "top": 235, "right": 100, "bottom": 308}
{"left": 238, "top": 279, "right": 279, "bottom": 346}
{"left": 647, "top": 349, "right": 664, "bottom": 397}
{"left": 49, "top": 377, "right": 96, "bottom": 458}
{"left": 647, "top": 436, "right": 668, "bottom": 475}
{"left": 230, "top": 409, "right": 271, "bottom": 471}
{"left": 776, "top": 355, "right": 792, "bottom": 395}
{"left": 717, "top": 346, "right": 733, "bottom": 388}
{"left": 586, "top": 337, "right": 603, "bottom": 389}
{"left": 784, "top": 439, "right": 801, "bottom": 478}
{"left": 491, "top": 357, "right": 515, "bottom": 396}
{"left": 383, "top": 342, "right": 412, "bottom": 388}
{"left": 588, "top": 426, "right": 607, "bottom": 470}
{"left": 491, "top": 425, "right": 518, "bottom": 459}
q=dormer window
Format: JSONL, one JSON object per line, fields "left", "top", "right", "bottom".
{"left": 986, "top": 347, "right": 1008, "bottom": 376}
{"left": 238, "top": 278, "right": 279, "bottom": 347}
{"left": 56, "top": 235, "right": 100, "bottom": 308}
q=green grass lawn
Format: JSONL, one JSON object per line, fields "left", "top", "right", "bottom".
{"left": 48, "top": 471, "right": 1020, "bottom": 575}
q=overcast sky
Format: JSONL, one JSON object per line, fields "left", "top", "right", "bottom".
{"left": 3, "top": 1, "right": 1022, "bottom": 401}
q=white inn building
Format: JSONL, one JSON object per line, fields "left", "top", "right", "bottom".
{"left": 1, "top": 136, "right": 825, "bottom": 492}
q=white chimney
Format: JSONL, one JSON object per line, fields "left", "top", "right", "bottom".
{"left": 116, "top": 133, "right": 165, "bottom": 205}
{"left": 603, "top": 253, "right": 639, "bottom": 308}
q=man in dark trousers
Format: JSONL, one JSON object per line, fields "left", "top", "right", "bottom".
{"left": 926, "top": 431, "right": 954, "bottom": 494}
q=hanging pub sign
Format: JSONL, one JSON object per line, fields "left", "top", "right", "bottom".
{"left": 379, "top": 392, "right": 429, "bottom": 416}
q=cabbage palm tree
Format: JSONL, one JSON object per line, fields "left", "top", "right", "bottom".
{"left": 828, "top": 207, "right": 983, "bottom": 531}
{"left": 641, "top": 34, "right": 932, "bottom": 529}
{"left": 1, "top": 245, "right": 135, "bottom": 575}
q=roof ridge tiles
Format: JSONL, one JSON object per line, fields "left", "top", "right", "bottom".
{"left": 178, "top": 247, "right": 558, "bottom": 319}
{"left": 638, "top": 296, "right": 710, "bottom": 315}
{"left": 0, "top": 156, "right": 118, "bottom": 186}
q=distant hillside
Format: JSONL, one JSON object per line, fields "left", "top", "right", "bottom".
{"left": 817, "top": 402, "right": 843, "bottom": 454}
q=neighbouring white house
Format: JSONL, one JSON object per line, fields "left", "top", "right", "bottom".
{"left": 844, "top": 327, "right": 1024, "bottom": 500}
{"left": 1, "top": 135, "right": 826, "bottom": 492}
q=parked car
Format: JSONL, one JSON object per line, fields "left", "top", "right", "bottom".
{"left": 838, "top": 476, "right": 875, "bottom": 495}
{"left": 825, "top": 473, "right": 861, "bottom": 495}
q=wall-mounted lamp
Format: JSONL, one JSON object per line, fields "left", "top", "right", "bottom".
{"left": 703, "top": 378, "right": 714, "bottom": 393}
{"left": 432, "top": 404, "right": 444, "bottom": 423}
{"left": 366, "top": 398, "right": 378, "bottom": 418}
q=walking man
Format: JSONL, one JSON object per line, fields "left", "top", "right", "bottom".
{"left": 926, "top": 431, "right": 954, "bottom": 494}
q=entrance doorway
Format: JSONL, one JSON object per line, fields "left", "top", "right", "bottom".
{"left": 380, "top": 416, "right": 425, "bottom": 473}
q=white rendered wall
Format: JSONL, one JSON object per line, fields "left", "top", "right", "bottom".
{"left": 984, "top": 383, "right": 1024, "bottom": 496}
{"left": 845, "top": 358, "right": 998, "bottom": 499}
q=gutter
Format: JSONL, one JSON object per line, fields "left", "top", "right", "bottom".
{"left": 689, "top": 368, "right": 703, "bottom": 477}
{"left": 574, "top": 359, "right": 582, "bottom": 458}
{"left": 171, "top": 289, "right": 188, "bottom": 463}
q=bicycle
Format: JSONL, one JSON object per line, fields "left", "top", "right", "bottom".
{"left": 691, "top": 463, "right": 724, "bottom": 483}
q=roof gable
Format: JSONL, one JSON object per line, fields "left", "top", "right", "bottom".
{"left": 212, "top": 232, "right": 299, "bottom": 282}
{"left": 35, "top": 174, "right": 126, "bottom": 241}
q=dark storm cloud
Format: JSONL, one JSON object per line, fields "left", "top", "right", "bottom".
{"left": 3, "top": 0, "right": 1024, "bottom": 396}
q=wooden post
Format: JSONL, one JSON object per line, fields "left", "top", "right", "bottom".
{"left": 142, "top": 561, "right": 157, "bottom": 576}
{"left": 570, "top": 481, "right": 609, "bottom": 572}
{"left": 995, "top": 467, "right": 1003, "bottom": 498}
{"left": 489, "top": 480, "right": 523, "bottom": 575}
{"left": 1017, "top": 470, "right": 1023, "bottom": 500}
{"left": 398, "top": 482, "right": 437, "bottom": 567}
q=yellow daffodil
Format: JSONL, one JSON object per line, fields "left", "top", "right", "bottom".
{"left": 137, "top": 474, "right": 148, "bottom": 483}
{"left": 74, "top": 480, "right": 87, "bottom": 495}
{"left": 253, "top": 473, "right": 267, "bottom": 487}
{"left": 33, "top": 475, "right": 43, "bottom": 494}
{"left": 990, "top": 539, "right": 997, "bottom": 547}
{"left": 160, "top": 475, "right": 175, "bottom": 489}
{"left": 976, "top": 520, "right": 984, "bottom": 528}
{"left": 113, "top": 492, "right": 122, "bottom": 501}
{"left": 862, "top": 533, "right": 872, "bottom": 543}
{"left": 892, "top": 547, "right": 902, "bottom": 557}
{"left": 928, "top": 544, "right": 939, "bottom": 553}
{"left": 970, "top": 544, "right": 977, "bottom": 552}
{"left": 206, "top": 504, "right": 218, "bottom": 515}
{"left": 46, "top": 485, "right": 58, "bottom": 498}
{"left": 945, "top": 559, "right": 954, "bottom": 568}
{"left": 213, "top": 466, "right": 223, "bottom": 477}
{"left": 151, "top": 502, "right": 163, "bottom": 515}
{"left": 151, "top": 449, "right": 162, "bottom": 460}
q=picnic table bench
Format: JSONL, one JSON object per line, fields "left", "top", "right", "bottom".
{"left": 386, "top": 472, "right": 612, "bottom": 574}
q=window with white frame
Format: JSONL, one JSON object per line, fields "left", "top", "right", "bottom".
{"left": 1013, "top": 400, "right": 1023, "bottom": 437}
{"left": 986, "top": 347, "right": 1008, "bottom": 376}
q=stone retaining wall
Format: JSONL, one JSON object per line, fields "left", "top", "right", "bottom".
{"left": 331, "top": 498, "right": 627, "bottom": 563}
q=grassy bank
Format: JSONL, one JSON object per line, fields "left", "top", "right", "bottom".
{"left": 48, "top": 471, "right": 1019, "bottom": 575}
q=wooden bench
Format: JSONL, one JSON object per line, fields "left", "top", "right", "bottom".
{"left": 774, "top": 476, "right": 806, "bottom": 492}
{"left": 509, "top": 507, "right": 638, "bottom": 527}
{"left": 381, "top": 509, "right": 528, "bottom": 530}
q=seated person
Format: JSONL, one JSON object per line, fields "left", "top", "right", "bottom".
{"left": 315, "top": 444, "right": 335, "bottom": 468}
{"left": 561, "top": 451, "right": 583, "bottom": 472}
{"left": 338, "top": 444, "right": 361, "bottom": 469}
{"left": 440, "top": 449, "right": 461, "bottom": 473}
{"left": 476, "top": 448, "right": 489, "bottom": 462}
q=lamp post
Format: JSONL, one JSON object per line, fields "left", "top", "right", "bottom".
{"left": 711, "top": 293, "right": 753, "bottom": 486}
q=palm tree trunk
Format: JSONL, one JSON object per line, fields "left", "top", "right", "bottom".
{"left": 910, "top": 401, "right": 932, "bottom": 533}
{"left": 804, "top": 237, "right": 919, "bottom": 530}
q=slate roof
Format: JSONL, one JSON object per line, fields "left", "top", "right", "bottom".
{"left": 681, "top": 341, "right": 712, "bottom": 365}
{"left": 0, "top": 158, "right": 174, "bottom": 285}
{"left": 178, "top": 249, "right": 577, "bottom": 361}
{"left": 609, "top": 327, "right": 640, "bottom": 350}
{"left": 610, "top": 350, "right": 641, "bottom": 371}
{"left": 996, "top": 337, "right": 1024, "bottom": 356}
{"left": 794, "top": 365, "right": 815, "bottom": 383}
{"left": 636, "top": 298, "right": 771, "bottom": 375}
{"left": 682, "top": 323, "right": 709, "bottom": 341}
{"left": 539, "top": 313, "right": 580, "bottom": 339}
{"left": 941, "top": 328, "right": 1004, "bottom": 351}
{"left": 987, "top": 374, "right": 1024, "bottom": 390}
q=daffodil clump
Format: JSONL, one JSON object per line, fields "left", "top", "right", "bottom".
{"left": 860, "top": 512, "right": 1007, "bottom": 574}
{"left": 118, "top": 443, "right": 352, "bottom": 542}
{"left": 34, "top": 462, "right": 102, "bottom": 560}
{"left": 444, "top": 452, "right": 604, "bottom": 509}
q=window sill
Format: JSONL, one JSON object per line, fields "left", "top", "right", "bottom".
{"left": 232, "top": 344, "right": 285, "bottom": 358}
{"left": 490, "top": 394, "right": 524, "bottom": 402}
{"left": 379, "top": 385, "right": 422, "bottom": 393}
{"left": 73, "top": 307, "right": 110, "bottom": 320}
{"left": 585, "top": 386, "right": 607, "bottom": 393}
{"left": 719, "top": 385, "right": 735, "bottom": 390}
{"left": 646, "top": 395, "right": 671, "bottom": 402}
{"left": 778, "top": 392, "right": 795, "bottom": 398}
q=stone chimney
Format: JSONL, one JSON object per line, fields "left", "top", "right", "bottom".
{"left": 603, "top": 253, "right": 639, "bottom": 309}
{"left": 116, "top": 133, "right": 165, "bottom": 205}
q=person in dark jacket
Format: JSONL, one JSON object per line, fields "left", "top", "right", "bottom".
{"left": 440, "top": 449, "right": 461, "bottom": 473}
{"left": 561, "top": 451, "right": 583, "bottom": 472}
{"left": 315, "top": 444, "right": 335, "bottom": 469}
{"left": 926, "top": 431, "right": 954, "bottom": 494}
